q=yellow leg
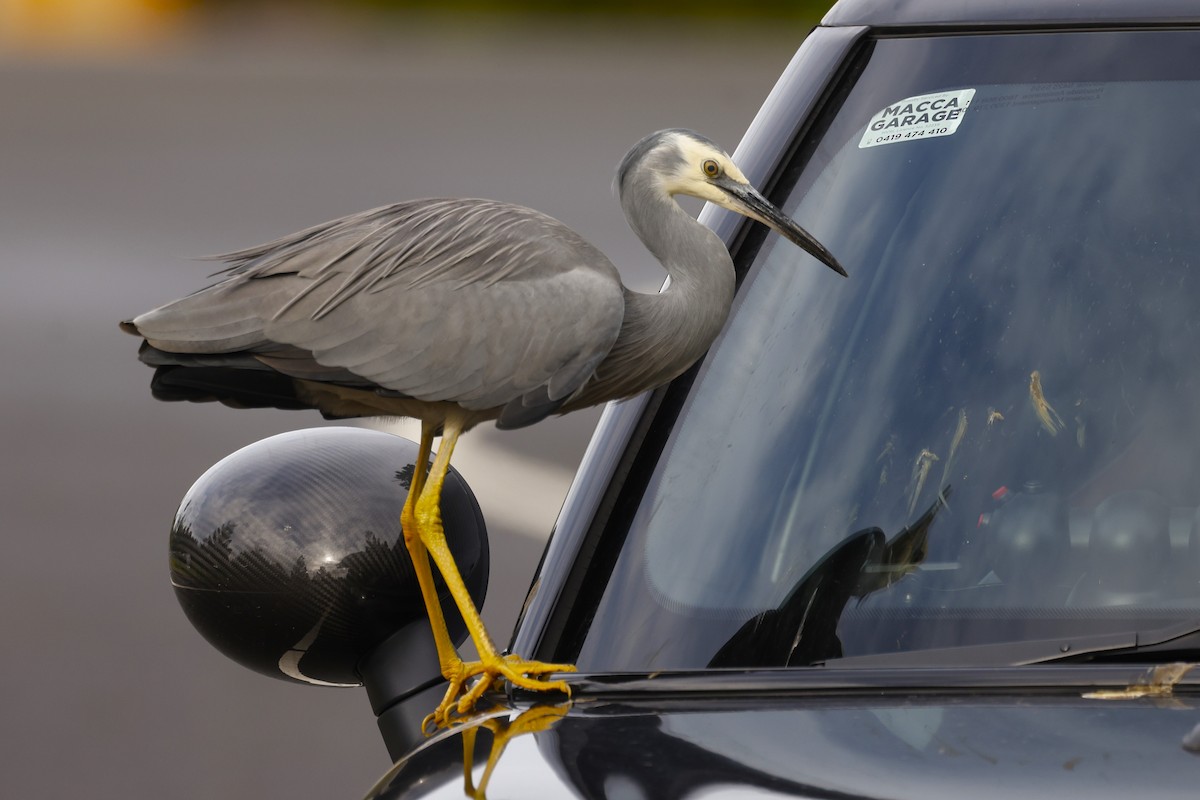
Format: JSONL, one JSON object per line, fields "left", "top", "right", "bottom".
{"left": 400, "top": 423, "right": 464, "bottom": 682}
{"left": 413, "top": 411, "right": 576, "bottom": 730}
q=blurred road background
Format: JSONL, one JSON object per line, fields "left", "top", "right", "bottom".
{"left": 1, "top": 0, "right": 821, "bottom": 796}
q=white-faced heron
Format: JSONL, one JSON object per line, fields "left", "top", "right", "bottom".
{"left": 121, "top": 129, "right": 846, "bottom": 729}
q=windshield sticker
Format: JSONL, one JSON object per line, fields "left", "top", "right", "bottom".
{"left": 859, "top": 88, "right": 975, "bottom": 149}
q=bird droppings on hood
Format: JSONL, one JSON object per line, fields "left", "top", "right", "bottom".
{"left": 1082, "top": 663, "right": 1197, "bottom": 700}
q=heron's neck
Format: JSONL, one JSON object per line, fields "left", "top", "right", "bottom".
{"left": 585, "top": 190, "right": 736, "bottom": 402}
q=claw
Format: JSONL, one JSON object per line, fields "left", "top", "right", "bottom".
{"left": 424, "top": 655, "right": 576, "bottom": 732}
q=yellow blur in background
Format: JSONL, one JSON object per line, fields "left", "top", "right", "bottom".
{"left": 0, "top": 0, "right": 192, "bottom": 52}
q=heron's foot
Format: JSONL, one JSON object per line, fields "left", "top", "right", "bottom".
{"left": 423, "top": 654, "right": 576, "bottom": 733}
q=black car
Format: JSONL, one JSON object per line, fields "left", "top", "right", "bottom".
{"left": 170, "top": 0, "right": 1200, "bottom": 796}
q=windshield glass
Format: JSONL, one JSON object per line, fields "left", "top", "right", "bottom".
{"left": 576, "top": 29, "right": 1200, "bottom": 671}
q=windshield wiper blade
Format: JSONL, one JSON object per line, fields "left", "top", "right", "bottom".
{"left": 822, "top": 618, "right": 1200, "bottom": 669}
{"left": 1041, "top": 619, "right": 1200, "bottom": 665}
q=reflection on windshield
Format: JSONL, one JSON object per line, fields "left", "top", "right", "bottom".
{"left": 579, "top": 30, "right": 1200, "bottom": 670}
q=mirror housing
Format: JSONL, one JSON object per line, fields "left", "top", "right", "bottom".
{"left": 169, "top": 426, "right": 488, "bottom": 692}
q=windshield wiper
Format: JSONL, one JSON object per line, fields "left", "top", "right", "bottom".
{"left": 821, "top": 618, "right": 1200, "bottom": 669}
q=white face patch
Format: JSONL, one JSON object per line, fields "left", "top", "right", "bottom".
{"left": 858, "top": 88, "right": 975, "bottom": 149}
{"left": 663, "top": 133, "right": 749, "bottom": 203}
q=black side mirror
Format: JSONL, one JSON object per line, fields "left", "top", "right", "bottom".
{"left": 168, "top": 427, "right": 488, "bottom": 753}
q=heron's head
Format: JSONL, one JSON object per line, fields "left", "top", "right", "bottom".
{"left": 618, "top": 129, "right": 846, "bottom": 276}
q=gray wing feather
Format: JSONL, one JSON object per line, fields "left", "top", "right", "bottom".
{"left": 131, "top": 199, "right": 625, "bottom": 412}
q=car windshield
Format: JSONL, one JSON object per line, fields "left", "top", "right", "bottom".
{"left": 576, "top": 28, "right": 1200, "bottom": 671}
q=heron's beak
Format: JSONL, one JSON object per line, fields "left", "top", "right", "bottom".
{"left": 716, "top": 179, "right": 847, "bottom": 277}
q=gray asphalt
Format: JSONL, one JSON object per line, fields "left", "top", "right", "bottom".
{"left": 0, "top": 13, "right": 806, "bottom": 798}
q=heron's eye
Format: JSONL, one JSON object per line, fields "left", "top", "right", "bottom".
{"left": 702, "top": 159, "right": 721, "bottom": 178}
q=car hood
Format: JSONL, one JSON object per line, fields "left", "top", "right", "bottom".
{"left": 367, "top": 670, "right": 1200, "bottom": 800}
